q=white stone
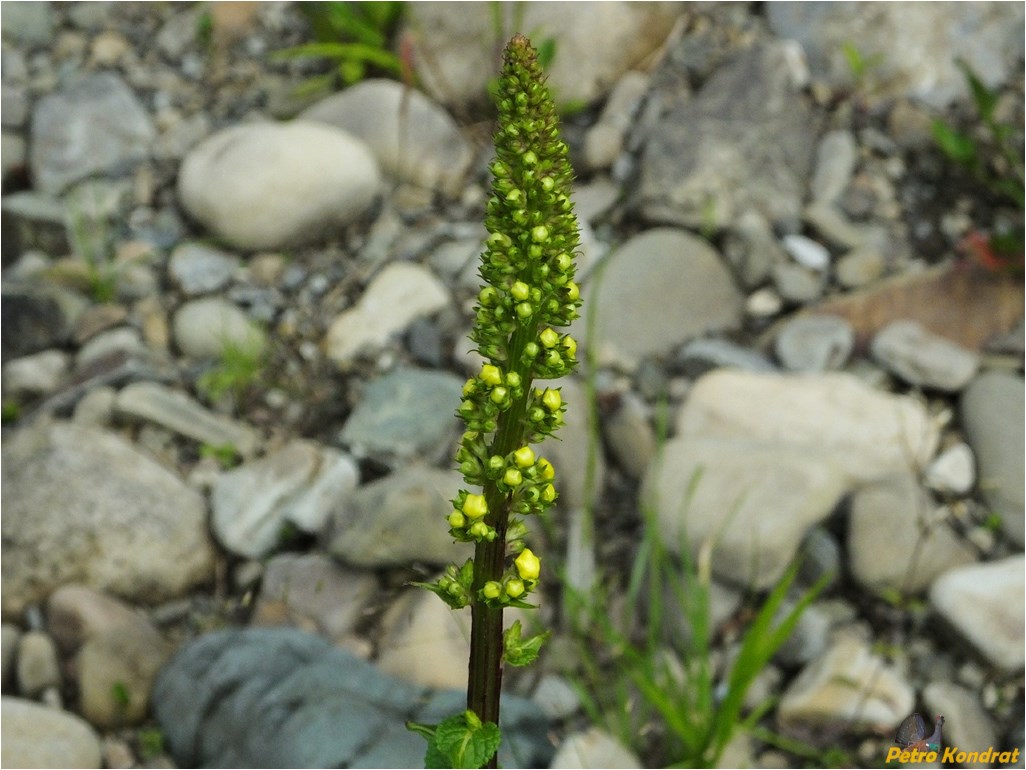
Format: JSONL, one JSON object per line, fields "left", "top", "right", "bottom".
{"left": 2, "top": 349, "right": 69, "bottom": 398}
{"left": 675, "top": 370, "right": 940, "bottom": 484}
{"left": 324, "top": 262, "right": 449, "bottom": 366}
{"left": 550, "top": 727, "right": 643, "bottom": 769}
{"left": 178, "top": 121, "right": 380, "bottom": 250}
{"left": 642, "top": 436, "right": 848, "bottom": 589}
{"left": 782, "top": 233, "right": 831, "bottom": 271}
{"left": 777, "top": 634, "right": 915, "bottom": 731}
{"left": 15, "top": 632, "right": 61, "bottom": 697}
{"left": 924, "top": 442, "right": 975, "bottom": 495}
{"left": 871, "top": 320, "right": 980, "bottom": 392}
{"left": 172, "top": 297, "right": 266, "bottom": 359}
{"left": 930, "top": 555, "right": 1025, "bottom": 672}
{"left": 1, "top": 696, "right": 102, "bottom": 768}
{"left": 301, "top": 79, "right": 472, "bottom": 197}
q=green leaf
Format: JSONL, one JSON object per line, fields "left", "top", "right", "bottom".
{"left": 956, "top": 58, "right": 998, "bottom": 122}
{"left": 430, "top": 711, "right": 501, "bottom": 769}
{"left": 931, "top": 119, "right": 977, "bottom": 165}
{"left": 502, "top": 620, "right": 550, "bottom": 667}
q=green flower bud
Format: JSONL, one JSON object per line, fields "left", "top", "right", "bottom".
{"left": 448, "top": 511, "right": 466, "bottom": 528}
{"left": 503, "top": 468, "right": 522, "bottom": 487}
{"left": 541, "top": 484, "right": 556, "bottom": 503}
{"left": 542, "top": 388, "right": 562, "bottom": 412}
{"left": 538, "top": 457, "right": 554, "bottom": 479}
{"left": 513, "top": 446, "right": 535, "bottom": 468}
{"left": 482, "top": 581, "right": 502, "bottom": 600}
{"left": 531, "top": 225, "right": 549, "bottom": 243}
{"left": 511, "top": 280, "right": 530, "bottom": 301}
{"left": 505, "top": 578, "right": 525, "bottom": 598}
{"left": 516, "top": 302, "right": 533, "bottom": 319}
{"left": 539, "top": 327, "right": 559, "bottom": 348}
{"left": 505, "top": 371, "right": 522, "bottom": 389}
{"left": 480, "top": 364, "right": 502, "bottom": 386}
{"left": 491, "top": 386, "right": 509, "bottom": 405}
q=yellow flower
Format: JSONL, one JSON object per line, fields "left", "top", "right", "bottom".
{"left": 480, "top": 364, "right": 502, "bottom": 386}
{"left": 541, "top": 484, "right": 556, "bottom": 503}
{"left": 515, "top": 548, "right": 541, "bottom": 581}
{"left": 462, "top": 493, "right": 488, "bottom": 519}
{"left": 538, "top": 457, "right": 554, "bottom": 479}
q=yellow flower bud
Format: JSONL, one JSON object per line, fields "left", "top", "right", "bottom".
{"left": 462, "top": 493, "right": 488, "bottom": 519}
{"left": 542, "top": 388, "right": 562, "bottom": 412}
{"left": 513, "top": 446, "right": 535, "bottom": 468}
{"left": 565, "top": 281, "right": 580, "bottom": 301}
{"left": 538, "top": 457, "right": 555, "bottom": 479}
{"left": 462, "top": 378, "right": 477, "bottom": 396}
{"left": 490, "top": 386, "right": 509, "bottom": 404}
{"left": 531, "top": 225, "right": 549, "bottom": 243}
{"left": 448, "top": 511, "right": 467, "bottom": 528}
{"left": 562, "top": 335, "right": 577, "bottom": 358}
{"left": 515, "top": 548, "right": 541, "bottom": 581}
{"left": 505, "top": 578, "right": 525, "bottom": 598}
{"left": 541, "top": 483, "right": 556, "bottom": 503}
{"left": 482, "top": 581, "right": 502, "bottom": 600}
{"left": 503, "top": 468, "right": 522, "bottom": 487}
{"left": 480, "top": 364, "right": 502, "bottom": 386}
{"left": 511, "top": 281, "right": 530, "bottom": 301}
{"left": 539, "top": 327, "right": 559, "bottom": 348}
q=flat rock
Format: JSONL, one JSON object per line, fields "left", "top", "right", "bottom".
{"left": 1, "top": 422, "right": 215, "bottom": 616}
{"left": 847, "top": 474, "right": 976, "bottom": 595}
{"left": 211, "top": 441, "right": 358, "bottom": 559}
{"left": 114, "top": 380, "right": 260, "bottom": 457}
{"left": 1, "top": 696, "right": 102, "bottom": 769}
{"left": 642, "top": 435, "right": 848, "bottom": 589}
{"left": 178, "top": 120, "right": 380, "bottom": 250}
{"left": 550, "top": 727, "right": 644, "bottom": 769}
{"left": 871, "top": 320, "right": 980, "bottom": 391}
{"left": 722, "top": 209, "right": 789, "bottom": 288}
{"left": 923, "top": 442, "right": 975, "bottom": 496}
{"left": 151, "top": 627, "right": 552, "bottom": 768}
{"left": 406, "top": 2, "right": 682, "bottom": 110}
{"left": 923, "top": 682, "right": 997, "bottom": 769}
{"left": 930, "top": 555, "right": 1025, "bottom": 672}
{"left": 777, "top": 634, "right": 915, "bottom": 731}
{"left": 635, "top": 42, "right": 814, "bottom": 232}
{"left": 323, "top": 464, "right": 463, "bottom": 568}
{"left": 338, "top": 366, "right": 462, "bottom": 463}
{"left": 533, "top": 376, "right": 604, "bottom": 510}
{"left": 16, "top": 631, "right": 60, "bottom": 697}
{"left": 766, "top": 3, "right": 1025, "bottom": 108}
{"left": 810, "top": 130, "right": 857, "bottom": 204}
{"left": 46, "top": 584, "right": 152, "bottom": 654}
{"left": 677, "top": 337, "right": 777, "bottom": 378}
{"left": 325, "top": 262, "right": 450, "bottom": 366}
{"left": 250, "top": 553, "right": 378, "bottom": 643}
{"left": 674, "top": 370, "right": 939, "bottom": 484}
{"left": 30, "top": 72, "right": 154, "bottom": 194}
{"left": 167, "top": 242, "right": 239, "bottom": 296}
{"left": 960, "top": 371, "right": 1024, "bottom": 546}
{"left": 2, "top": 348, "right": 70, "bottom": 398}
{"left": 301, "top": 79, "right": 473, "bottom": 197}
{"left": 580, "top": 228, "right": 743, "bottom": 370}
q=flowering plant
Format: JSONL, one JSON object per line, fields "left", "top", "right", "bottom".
{"left": 407, "top": 33, "right": 581, "bottom": 769}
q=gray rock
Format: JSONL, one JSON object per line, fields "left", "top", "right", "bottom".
{"left": 777, "top": 634, "right": 914, "bottom": 731}
{"left": 580, "top": 228, "right": 743, "bottom": 370}
{"left": 301, "top": 79, "right": 473, "bottom": 197}
{"left": 677, "top": 337, "right": 777, "bottom": 378}
{"left": 774, "top": 603, "right": 831, "bottom": 668}
{"left": 114, "top": 381, "right": 260, "bottom": 457}
{"left": 796, "top": 528, "right": 843, "bottom": 590}
{"left": 168, "top": 242, "right": 240, "bottom": 296}
{"left": 722, "top": 210, "right": 789, "bottom": 288}
{"left": 923, "top": 443, "right": 975, "bottom": 496}
{"left": 76, "top": 326, "right": 146, "bottom": 371}
{"left": 172, "top": 296, "right": 266, "bottom": 359}
{"left": 774, "top": 314, "right": 854, "bottom": 372}
{"left": 603, "top": 391, "right": 656, "bottom": 480}
{"left": 1, "top": 286, "right": 73, "bottom": 362}
{"left": 930, "top": 555, "right": 1025, "bottom": 672}
{"left": 211, "top": 441, "right": 358, "bottom": 559}
{"left": 573, "top": 178, "right": 621, "bottom": 227}
{"left": 803, "top": 201, "right": 866, "bottom": 251}
{"left": 15, "top": 631, "right": 61, "bottom": 697}
{"left": 674, "top": 370, "right": 939, "bottom": 484}
{"left": 772, "top": 261, "right": 826, "bottom": 304}
{"left": 642, "top": 435, "right": 848, "bottom": 590}
{"left": 782, "top": 234, "right": 831, "bottom": 271}
{"left": 923, "top": 682, "right": 996, "bottom": 769}
{"left": 960, "top": 371, "right": 1024, "bottom": 546}
{"left": 871, "top": 320, "right": 980, "bottom": 391}
{"left": 1, "top": 422, "right": 215, "bottom": 616}
{"left": 1, "top": 191, "right": 71, "bottom": 261}
{"left": 810, "top": 130, "right": 857, "bottom": 204}
{"left": 324, "top": 464, "right": 463, "bottom": 568}
{"left": 550, "top": 728, "right": 643, "bottom": 769}
{"left": 582, "top": 71, "right": 650, "bottom": 172}
{"left": 325, "top": 262, "right": 450, "bottom": 367}
{"left": 338, "top": 367, "right": 462, "bottom": 464}
{"left": 0, "top": 2, "right": 54, "bottom": 45}
{"left": 406, "top": 2, "right": 682, "bottom": 111}
{"left": 30, "top": 73, "right": 155, "bottom": 194}
{"left": 534, "top": 377, "right": 604, "bottom": 511}
{"left": 1, "top": 349, "right": 69, "bottom": 398}
{"left": 77, "top": 622, "right": 171, "bottom": 728}
{"left": 765, "top": 3, "right": 1025, "bottom": 108}
{"left": 177, "top": 121, "right": 381, "bottom": 250}
{"left": 848, "top": 474, "right": 976, "bottom": 595}
{"left": 1, "top": 697, "right": 102, "bottom": 769}
{"left": 635, "top": 42, "right": 814, "bottom": 232}
{"left": 152, "top": 627, "right": 552, "bottom": 768}
{"left": 250, "top": 553, "right": 378, "bottom": 643}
